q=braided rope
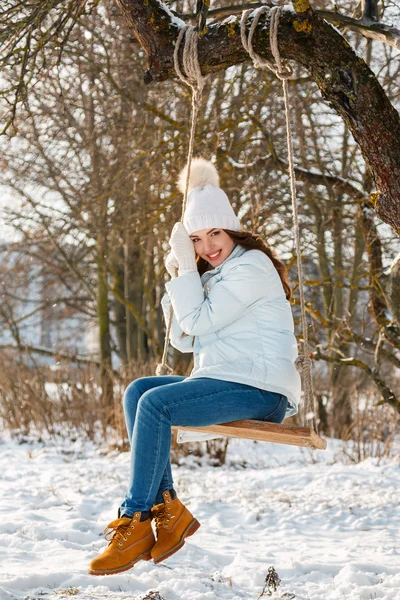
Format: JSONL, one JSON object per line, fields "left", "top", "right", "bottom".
{"left": 156, "top": 26, "right": 205, "bottom": 377}
{"left": 241, "top": 7, "right": 317, "bottom": 432}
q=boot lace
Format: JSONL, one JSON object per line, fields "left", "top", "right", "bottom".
{"left": 152, "top": 503, "right": 175, "bottom": 530}
{"left": 152, "top": 506, "right": 166, "bottom": 531}
{"left": 103, "top": 519, "right": 134, "bottom": 544}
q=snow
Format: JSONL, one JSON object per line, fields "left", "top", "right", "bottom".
{"left": 0, "top": 433, "right": 399, "bottom": 600}
{"left": 388, "top": 252, "right": 400, "bottom": 273}
{"left": 221, "top": 16, "right": 238, "bottom": 26}
{"left": 227, "top": 156, "right": 257, "bottom": 169}
{"left": 155, "top": 0, "right": 185, "bottom": 29}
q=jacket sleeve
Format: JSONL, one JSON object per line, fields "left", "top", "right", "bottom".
{"left": 161, "top": 292, "right": 195, "bottom": 353}
{"left": 165, "top": 255, "right": 282, "bottom": 336}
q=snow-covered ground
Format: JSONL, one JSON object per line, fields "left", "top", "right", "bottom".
{"left": 0, "top": 433, "right": 399, "bottom": 600}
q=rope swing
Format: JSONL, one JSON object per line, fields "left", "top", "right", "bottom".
{"left": 241, "top": 6, "right": 317, "bottom": 434}
{"left": 157, "top": 11, "right": 326, "bottom": 450}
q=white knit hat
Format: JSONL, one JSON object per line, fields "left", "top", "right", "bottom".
{"left": 178, "top": 158, "right": 241, "bottom": 236}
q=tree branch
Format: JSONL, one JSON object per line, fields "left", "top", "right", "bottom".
{"left": 182, "top": 3, "right": 400, "bottom": 50}
{"left": 114, "top": 0, "right": 400, "bottom": 234}
{"left": 315, "top": 349, "right": 400, "bottom": 412}
{"left": 359, "top": 202, "right": 400, "bottom": 348}
{"left": 0, "top": 342, "right": 120, "bottom": 370}
{"left": 227, "top": 152, "right": 366, "bottom": 200}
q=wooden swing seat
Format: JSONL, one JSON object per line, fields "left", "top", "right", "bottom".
{"left": 173, "top": 420, "right": 327, "bottom": 450}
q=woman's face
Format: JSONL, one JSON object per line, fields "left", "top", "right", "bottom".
{"left": 189, "top": 228, "right": 234, "bottom": 267}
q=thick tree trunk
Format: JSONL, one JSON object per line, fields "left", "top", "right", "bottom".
{"left": 360, "top": 204, "right": 391, "bottom": 327}
{"left": 113, "top": 259, "right": 138, "bottom": 364}
{"left": 97, "top": 233, "right": 114, "bottom": 422}
{"left": 86, "top": 38, "right": 114, "bottom": 422}
{"left": 114, "top": 0, "right": 400, "bottom": 233}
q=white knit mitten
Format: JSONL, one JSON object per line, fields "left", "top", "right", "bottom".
{"left": 165, "top": 250, "right": 179, "bottom": 278}
{"left": 169, "top": 222, "right": 197, "bottom": 274}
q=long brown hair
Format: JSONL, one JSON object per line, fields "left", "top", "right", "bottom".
{"left": 196, "top": 230, "right": 292, "bottom": 301}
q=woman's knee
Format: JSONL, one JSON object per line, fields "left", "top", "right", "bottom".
{"left": 122, "top": 378, "right": 148, "bottom": 412}
{"left": 137, "top": 389, "right": 168, "bottom": 420}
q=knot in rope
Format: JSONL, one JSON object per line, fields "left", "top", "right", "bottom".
{"left": 295, "top": 354, "right": 316, "bottom": 430}
{"left": 240, "top": 6, "right": 293, "bottom": 80}
{"left": 155, "top": 363, "right": 173, "bottom": 376}
{"left": 174, "top": 25, "right": 205, "bottom": 106}
{"left": 295, "top": 354, "right": 312, "bottom": 375}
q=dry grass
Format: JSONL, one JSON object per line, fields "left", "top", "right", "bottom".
{"left": 337, "top": 388, "right": 400, "bottom": 462}
{"left": 0, "top": 350, "right": 101, "bottom": 439}
{"left": 0, "top": 352, "right": 220, "bottom": 462}
{"left": 1, "top": 351, "right": 397, "bottom": 464}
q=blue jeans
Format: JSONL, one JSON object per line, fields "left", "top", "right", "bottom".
{"left": 120, "top": 376, "right": 288, "bottom": 516}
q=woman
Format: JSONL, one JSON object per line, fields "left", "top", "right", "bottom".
{"left": 89, "top": 159, "right": 301, "bottom": 576}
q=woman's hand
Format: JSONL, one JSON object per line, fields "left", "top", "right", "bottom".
{"left": 169, "top": 222, "right": 197, "bottom": 274}
{"left": 165, "top": 250, "right": 179, "bottom": 279}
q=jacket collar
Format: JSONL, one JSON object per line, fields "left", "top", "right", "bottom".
{"left": 201, "top": 243, "right": 247, "bottom": 283}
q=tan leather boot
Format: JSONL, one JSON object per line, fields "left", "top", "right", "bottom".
{"left": 150, "top": 490, "right": 200, "bottom": 564}
{"left": 88, "top": 512, "right": 155, "bottom": 575}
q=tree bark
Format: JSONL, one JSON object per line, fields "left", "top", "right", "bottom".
{"left": 97, "top": 231, "right": 114, "bottom": 423}
{"left": 388, "top": 256, "right": 400, "bottom": 326}
{"left": 360, "top": 203, "right": 392, "bottom": 327}
{"left": 114, "top": 0, "right": 400, "bottom": 233}
{"left": 86, "top": 37, "right": 114, "bottom": 421}
{"left": 183, "top": 5, "right": 400, "bottom": 50}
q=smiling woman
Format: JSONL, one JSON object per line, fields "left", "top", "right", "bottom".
{"left": 193, "top": 228, "right": 293, "bottom": 301}
{"left": 189, "top": 228, "right": 234, "bottom": 267}
{"left": 89, "top": 159, "right": 302, "bottom": 576}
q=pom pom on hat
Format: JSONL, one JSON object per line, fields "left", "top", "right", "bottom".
{"left": 177, "top": 158, "right": 241, "bottom": 236}
{"left": 178, "top": 157, "right": 219, "bottom": 195}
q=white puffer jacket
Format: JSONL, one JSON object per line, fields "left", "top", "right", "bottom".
{"left": 161, "top": 244, "right": 301, "bottom": 438}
